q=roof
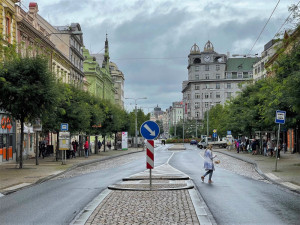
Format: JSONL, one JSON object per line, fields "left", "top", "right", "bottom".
{"left": 226, "top": 57, "right": 258, "bottom": 72}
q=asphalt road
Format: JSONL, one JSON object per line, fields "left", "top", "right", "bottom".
{"left": 1, "top": 143, "right": 299, "bottom": 225}
{"left": 0, "top": 145, "right": 171, "bottom": 225}
{"left": 169, "top": 144, "right": 300, "bottom": 225}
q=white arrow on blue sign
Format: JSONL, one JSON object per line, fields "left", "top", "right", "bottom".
{"left": 140, "top": 120, "right": 160, "bottom": 140}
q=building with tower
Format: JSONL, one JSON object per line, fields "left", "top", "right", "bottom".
{"left": 85, "top": 35, "right": 115, "bottom": 103}
{"left": 182, "top": 41, "right": 227, "bottom": 121}
{"left": 182, "top": 40, "right": 257, "bottom": 122}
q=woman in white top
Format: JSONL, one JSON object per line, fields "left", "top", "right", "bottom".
{"left": 201, "top": 145, "right": 217, "bottom": 183}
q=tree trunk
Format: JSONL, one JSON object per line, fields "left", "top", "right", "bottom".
{"left": 19, "top": 120, "right": 24, "bottom": 169}
{"left": 103, "top": 135, "right": 106, "bottom": 152}
{"left": 95, "top": 135, "right": 98, "bottom": 154}
{"left": 114, "top": 132, "right": 117, "bottom": 150}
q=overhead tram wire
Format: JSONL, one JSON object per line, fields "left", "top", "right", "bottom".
{"left": 238, "top": 0, "right": 281, "bottom": 66}
{"left": 246, "top": 0, "right": 281, "bottom": 56}
{"left": 111, "top": 56, "right": 186, "bottom": 61}
{"left": 272, "top": 0, "right": 300, "bottom": 39}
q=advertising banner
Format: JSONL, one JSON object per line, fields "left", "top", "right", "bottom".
{"left": 122, "top": 132, "right": 128, "bottom": 150}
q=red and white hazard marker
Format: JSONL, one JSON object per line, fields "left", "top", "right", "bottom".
{"left": 146, "top": 140, "right": 154, "bottom": 169}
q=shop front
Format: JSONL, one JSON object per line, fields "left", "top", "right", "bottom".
{"left": 0, "top": 113, "right": 16, "bottom": 163}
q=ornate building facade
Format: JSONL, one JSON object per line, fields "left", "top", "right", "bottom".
{"left": 182, "top": 41, "right": 257, "bottom": 122}
{"left": 85, "top": 35, "right": 115, "bottom": 103}
{"left": 110, "top": 61, "right": 124, "bottom": 109}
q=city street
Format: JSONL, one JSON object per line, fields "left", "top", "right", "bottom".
{"left": 0, "top": 143, "right": 299, "bottom": 224}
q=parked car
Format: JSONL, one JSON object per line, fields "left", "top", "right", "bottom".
{"left": 190, "top": 140, "right": 198, "bottom": 145}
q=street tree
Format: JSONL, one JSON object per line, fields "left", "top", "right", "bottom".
{"left": 0, "top": 56, "right": 57, "bottom": 168}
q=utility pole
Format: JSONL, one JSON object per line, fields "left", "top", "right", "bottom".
{"left": 125, "top": 97, "right": 147, "bottom": 148}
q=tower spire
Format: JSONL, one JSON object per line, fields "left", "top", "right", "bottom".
{"left": 102, "top": 33, "right": 110, "bottom": 69}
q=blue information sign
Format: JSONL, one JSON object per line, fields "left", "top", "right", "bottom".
{"left": 61, "top": 123, "right": 69, "bottom": 131}
{"left": 275, "top": 110, "right": 286, "bottom": 124}
{"left": 212, "top": 133, "right": 217, "bottom": 138}
{"left": 140, "top": 120, "right": 160, "bottom": 140}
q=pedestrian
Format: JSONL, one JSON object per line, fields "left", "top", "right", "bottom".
{"left": 277, "top": 142, "right": 282, "bottom": 159}
{"left": 75, "top": 140, "right": 79, "bottom": 155}
{"left": 84, "top": 140, "right": 89, "bottom": 158}
{"left": 267, "top": 138, "right": 274, "bottom": 157}
{"left": 252, "top": 139, "right": 257, "bottom": 155}
{"left": 72, "top": 141, "right": 77, "bottom": 158}
{"left": 263, "top": 139, "right": 268, "bottom": 156}
{"left": 70, "top": 142, "right": 74, "bottom": 159}
{"left": 236, "top": 140, "right": 240, "bottom": 153}
{"left": 107, "top": 141, "right": 111, "bottom": 150}
{"left": 98, "top": 140, "right": 102, "bottom": 151}
{"left": 283, "top": 142, "right": 287, "bottom": 153}
{"left": 201, "top": 145, "right": 217, "bottom": 184}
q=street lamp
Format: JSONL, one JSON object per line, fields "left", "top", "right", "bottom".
{"left": 125, "top": 97, "right": 147, "bottom": 148}
{"left": 207, "top": 103, "right": 214, "bottom": 144}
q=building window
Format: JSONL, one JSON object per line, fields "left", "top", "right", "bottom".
{"left": 195, "top": 102, "right": 200, "bottom": 109}
{"left": 243, "top": 72, "right": 248, "bottom": 78}
{"left": 227, "top": 83, "right": 231, "bottom": 89}
{"left": 205, "top": 93, "right": 209, "bottom": 99}
{"left": 216, "top": 64, "right": 220, "bottom": 71}
{"left": 249, "top": 72, "right": 253, "bottom": 78}
{"left": 195, "top": 85, "right": 200, "bottom": 90}
{"left": 226, "top": 92, "right": 232, "bottom": 99}
{"left": 205, "top": 102, "right": 209, "bottom": 108}
{"left": 195, "top": 93, "right": 200, "bottom": 99}
{"left": 216, "top": 83, "right": 220, "bottom": 89}
{"left": 226, "top": 72, "right": 232, "bottom": 79}
{"left": 5, "top": 17, "right": 11, "bottom": 43}
{"left": 216, "top": 74, "right": 220, "bottom": 79}
{"left": 195, "top": 74, "right": 199, "bottom": 80}
{"left": 195, "top": 66, "right": 199, "bottom": 71}
{"left": 205, "top": 74, "right": 209, "bottom": 79}
{"left": 205, "top": 65, "right": 209, "bottom": 71}
{"left": 238, "top": 72, "right": 243, "bottom": 78}
{"left": 196, "top": 112, "right": 200, "bottom": 118}
{"left": 216, "top": 92, "right": 221, "bottom": 98}
{"left": 210, "top": 92, "right": 213, "bottom": 98}
{"left": 205, "top": 84, "right": 210, "bottom": 89}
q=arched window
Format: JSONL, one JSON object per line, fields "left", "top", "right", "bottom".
{"left": 193, "top": 58, "right": 201, "bottom": 64}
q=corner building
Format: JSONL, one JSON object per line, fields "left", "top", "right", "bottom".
{"left": 182, "top": 41, "right": 256, "bottom": 122}
{"left": 182, "top": 41, "right": 227, "bottom": 121}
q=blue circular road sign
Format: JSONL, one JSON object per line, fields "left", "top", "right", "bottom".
{"left": 140, "top": 120, "right": 160, "bottom": 140}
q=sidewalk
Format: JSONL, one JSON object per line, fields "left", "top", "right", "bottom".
{"left": 0, "top": 147, "right": 144, "bottom": 195}
{"left": 213, "top": 148, "right": 300, "bottom": 193}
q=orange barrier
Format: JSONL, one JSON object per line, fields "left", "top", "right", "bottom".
{"left": 0, "top": 148, "right": 2, "bottom": 155}
{"left": 9, "top": 146, "right": 12, "bottom": 159}
{"left": 3, "top": 147, "right": 6, "bottom": 160}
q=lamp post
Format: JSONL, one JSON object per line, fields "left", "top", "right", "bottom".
{"left": 125, "top": 97, "right": 147, "bottom": 148}
{"left": 206, "top": 103, "right": 214, "bottom": 144}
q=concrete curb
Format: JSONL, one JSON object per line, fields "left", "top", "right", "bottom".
{"left": 2, "top": 149, "right": 145, "bottom": 195}
{"left": 214, "top": 149, "right": 300, "bottom": 194}
{"left": 122, "top": 176, "right": 190, "bottom": 181}
{"left": 107, "top": 185, "right": 194, "bottom": 191}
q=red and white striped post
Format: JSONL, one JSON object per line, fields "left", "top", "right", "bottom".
{"left": 146, "top": 140, "right": 154, "bottom": 189}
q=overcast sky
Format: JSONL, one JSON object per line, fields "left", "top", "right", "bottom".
{"left": 21, "top": 0, "right": 296, "bottom": 112}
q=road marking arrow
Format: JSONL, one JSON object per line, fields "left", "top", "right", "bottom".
{"left": 144, "top": 124, "right": 156, "bottom": 136}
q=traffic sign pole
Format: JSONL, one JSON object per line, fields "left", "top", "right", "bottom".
{"left": 275, "top": 110, "right": 286, "bottom": 172}
{"left": 146, "top": 140, "right": 154, "bottom": 189}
